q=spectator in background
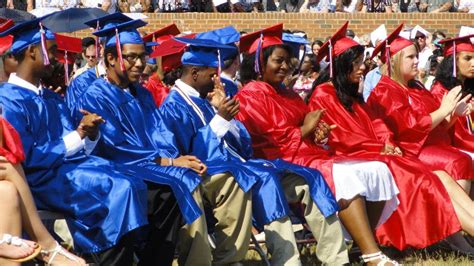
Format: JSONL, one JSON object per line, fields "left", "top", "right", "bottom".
{"left": 361, "top": 0, "right": 393, "bottom": 12}
{"left": 418, "top": 0, "right": 452, "bottom": 12}
{"left": 80, "top": 0, "right": 118, "bottom": 13}
{"left": 412, "top": 27, "right": 433, "bottom": 79}
{"left": 456, "top": 0, "right": 474, "bottom": 12}
{"left": 4, "top": 0, "right": 33, "bottom": 10}
{"left": 278, "top": 0, "right": 306, "bottom": 11}
{"left": 332, "top": 0, "right": 360, "bottom": 12}
{"left": 299, "top": 0, "right": 330, "bottom": 12}
{"left": 399, "top": 0, "right": 420, "bottom": 12}
{"left": 73, "top": 37, "right": 97, "bottom": 79}
{"left": 311, "top": 40, "right": 323, "bottom": 55}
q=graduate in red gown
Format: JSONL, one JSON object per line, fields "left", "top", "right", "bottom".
{"left": 142, "top": 24, "right": 182, "bottom": 107}
{"left": 430, "top": 34, "right": 474, "bottom": 198}
{"left": 236, "top": 23, "right": 402, "bottom": 265}
{"left": 366, "top": 25, "right": 474, "bottom": 240}
{"left": 307, "top": 24, "right": 467, "bottom": 251}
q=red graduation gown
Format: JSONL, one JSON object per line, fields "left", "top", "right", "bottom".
{"left": 0, "top": 118, "right": 25, "bottom": 164}
{"left": 143, "top": 73, "right": 170, "bottom": 107}
{"left": 367, "top": 75, "right": 472, "bottom": 180}
{"left": 235, "top": 81, "right": 338, "bottom": 191}
{"left": 308, "top": 82, "right": 461, "bottom": 250}
{"left": 430, "top": 81, "right": 474, "bottom": 152}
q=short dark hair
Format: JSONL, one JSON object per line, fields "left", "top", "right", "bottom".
{"left": 82, "top": 37, "right": 95, "bottom": 48}
{"left": 103, "top": 46, "right": 118, "bottom": 67}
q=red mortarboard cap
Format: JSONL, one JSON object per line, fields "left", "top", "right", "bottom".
{"left": 239, "top": 24, "right": 283, "bottom": 54}
{"left": 54, "top": 34, "right": 82, "bottom": 85}
{"left": 439, "top": 34, "right": 474, "bottom": 57}
{"left": 150, "top": 33, "right": 195, "bottom": 72}
{"left": 316, "top": 22, "right": 359, "bottom": 63}
{"left": 439, "top": 34, "right": 474, "bottom": 77}
{"left": 0, "top": 19, "right": 14, "bottom": 55}
{"left": 143, "top": 24, "right": 180, "bottom": 44}
{"left": 371, "top": 24, "right": 413, "bottom": 64}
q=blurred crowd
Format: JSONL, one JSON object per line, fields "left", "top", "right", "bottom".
{"left": 1, "top": 0, "right": 473, "bottom": 13}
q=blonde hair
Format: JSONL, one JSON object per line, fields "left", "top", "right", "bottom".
{"left": 380, "top": 44, "right": 416, "bottom": 86}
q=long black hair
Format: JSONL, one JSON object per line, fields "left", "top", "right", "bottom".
{"left": 312, "top": 45, "right": 365, "bottom": 112}
{"left": 435, "top": 55, "right": 474, "bottom": 96}
{"left": 239, "top": 44, "right": 293, "bottom": 85}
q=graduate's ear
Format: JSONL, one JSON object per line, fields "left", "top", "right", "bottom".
{"left": 191, "top": 66, "right": 199, "bottom": 81}
{"left": 106, "top": 52, "right": 116, "bottom": 67}
{"left": 26, "top": 45, "right": 37, "bottom": 62}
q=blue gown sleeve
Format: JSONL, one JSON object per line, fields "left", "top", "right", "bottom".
{"left": 77, "top": 93, "right": 163, "bottom": 165}
{"left": 0, "top": 96, "right": 67, "bottom": 170}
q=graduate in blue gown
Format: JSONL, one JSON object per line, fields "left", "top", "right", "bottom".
{"left": 0, "top": 17, "right": 200, "bottom": 265}
{"left": 159, "top": 34, "right": 344, "bottom": 264}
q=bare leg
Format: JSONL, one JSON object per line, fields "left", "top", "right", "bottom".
{"left": 338, "top": 196, "right": 394, "bottom": 266}
{"left": 457, "top": 180, "right": 472, "bottom": 200}
{"left": 0, "top": 180, "right": 34, "bottom": 266}
{"left": 434, "top": 171, "right": 474, "bottom": 236}
{"left": 366, "top": 201, "right": 386, "bottom": 231}
{"left": 0, "top": 159, "right": 86, "bottom": 265}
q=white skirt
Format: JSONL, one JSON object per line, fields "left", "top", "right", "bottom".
{"left": 333, "top": 161, "right": 400, "bottom": 228}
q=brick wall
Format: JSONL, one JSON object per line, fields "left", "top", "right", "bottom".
{"left": 72, "top": 13, "right": 474, "bottom": 40}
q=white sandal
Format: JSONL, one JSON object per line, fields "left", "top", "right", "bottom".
{"left": 40, "top": 241, "right": 81, "bottom": 265}
{"left": 0, "top": 234, "right": 41, "bottom": 262}
{"left": 360, "top": 251, "right": 400, "bottom": 266}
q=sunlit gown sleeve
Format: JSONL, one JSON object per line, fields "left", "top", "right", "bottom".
{"left": 366, "top": 75, "right": 432, "bottom": 156}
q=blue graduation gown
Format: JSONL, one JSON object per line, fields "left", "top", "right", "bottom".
{"left": 221, "top": 76, "right": 238, "bottom": 98}
{"left": 66, "top": 67, "right": 98, "bottom": 124}
{"left": 72, "top": 78, "right": 202, "bottom": 224}
{"left": 160, "top": 88, "right": 338, "bottom": 228}
{"left": 0, "top": 83, "right": 196, "bottom": 252}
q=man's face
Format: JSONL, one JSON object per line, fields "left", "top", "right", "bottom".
{"left": 83, "top": 45, "right": 97, "bottom": 67}
{"left": 37, "top": 40, "right": 57, "bottom": 78}
{"left": 119, "top": 43, "right": 147, "bottom": 83}
{"left": 415, "top": 33, "right": 426, "bottom": 49}
{"left": 195, "top": 66, "right": 217, "bottom": 95}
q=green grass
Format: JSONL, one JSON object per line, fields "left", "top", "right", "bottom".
{"left": 242, "top": 243, "right": 474, "bottom": 265}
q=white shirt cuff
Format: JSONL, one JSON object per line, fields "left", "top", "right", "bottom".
{"left": 84, "top": 132, "right": 100, "bottom": 155}
{"left": 210, "top": 114, "right": 231, "bottom": 139}
{"left": 228, "top": 119, "right": 241, "bottom": 140}
{"left": 63, "top": 131, "right": 84, "bottom": 157}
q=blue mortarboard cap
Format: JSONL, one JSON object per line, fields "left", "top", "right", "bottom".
{"left": 196, "top": 26, "right": 240, "bottom": 61}
{"left": 282, "top": 32, "right": 309, "bottom": 57}
{"left": 174, "top": 37, "right": 234, "bottom": 68}
{"left": 92, "top": 19, "right": 147, "bottom": 47}
{"left": 145, "top": 42, "right": 158, "bottom": 64}
{"left": 84, "top": 12, "right": 132, "bottom": 29}
{"left": 0, "top": 16, "right": 55, "bottom": 55}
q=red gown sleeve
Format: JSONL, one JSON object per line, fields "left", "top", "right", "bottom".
{"left": 366, "top": 76, "right": 432, "bottom": 156}
{"left": 0, "top": 118, "right": 25, "bottom": 164}
{"left": 235, "top": 82, "right": 304, "bottom": 161}
{"left": 144, "top": 74, "right": 170, "bottom": 107}
{"left": 309, "top": 84, "right": 385, "bottom": 155}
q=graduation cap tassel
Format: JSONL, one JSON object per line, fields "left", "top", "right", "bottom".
{"left": 386, "top": 40, "right": 391, "bottom": 77}
{"left": 254, "top": 33, "right": 263, "bottom": 75}
{"left": 453, "top": 42, "right": 457, "bottom": 78}
{"left": 64, "top": 51, "right": 70, "bottom": 85}
{"left": 39, "top": 22, "right": 50, "bottom": 66}
{"left": 328, "top": 39, "right": 333, "bottom": 79}
{"left": 217, "top": 49, "right": 222, "bottom": 76}
{"left": 115, "top": 28, "right": 126, "bottom": 72}
{"left": 95, "top": 21, "right": 100, "bottom": 59}
{"left": 296, "top": 49, "right": 306, "bottom": 75}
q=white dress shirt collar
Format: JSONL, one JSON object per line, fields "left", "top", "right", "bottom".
{"left": 174, "top": 79, "right": 200, "bottom": 98}
{"left": 8, "top": 73, "right": 42, "bottom": 95}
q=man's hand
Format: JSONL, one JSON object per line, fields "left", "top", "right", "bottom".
{"left": 216, "top": 97, "right": 240, "bottom": 121}
{"left": 173, "top": 155, "right": 207, "bottom": 176}
{"left": 76, "top": 109, "right": 106, "bottom": 140}
{"left": 208, "top": 75, "right": 226, "bottom": 108}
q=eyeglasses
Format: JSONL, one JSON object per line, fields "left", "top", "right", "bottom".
{"left": 122, "top": 53, "right": 148, "bottom": 65}
{"left": 415, "top": 36, "right": 426, "bottom": 40}
{"left": 85, "top": 55, "right": 96, "bottom": 59}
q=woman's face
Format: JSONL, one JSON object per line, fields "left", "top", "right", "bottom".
{"left": 300, "top": 55, "right": 313, "bottom": 73}
{"left": 457, "top": 51, "right": 474, "bottom": 80}
{"left": 348, "top": 53, "right": 366, "bottom": 84}
{"left": 312, "top": 44, "right": 321, "bottom": 55}
{"left": 398, "top": 45, "right": 419, "bottom": 82}
{"left": 262, "top": 47, "right": 291, "bottom": 87}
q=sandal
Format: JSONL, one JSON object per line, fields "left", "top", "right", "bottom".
{"left": 40, "top": 241, "right": 84, "bottom": 265}
{"left": 360, "top": 251, "right": 400, "bottom": 266}
{"left": 0, "top": 234, "right": 42, "bottom": 262}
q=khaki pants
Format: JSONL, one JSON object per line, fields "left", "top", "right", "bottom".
{"left": 179, "top": 173, "right": 252, "bottom": 266}
{"left": 265, "top": 216, "right": 301, "bottom": 265}
{"left": 280, "top": 174, "right": 349, "bottom": 265}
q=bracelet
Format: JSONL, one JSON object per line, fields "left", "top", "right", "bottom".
{"left": 168, "top": 157, "right": 173, "bottom": 166}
